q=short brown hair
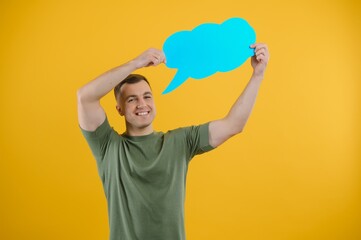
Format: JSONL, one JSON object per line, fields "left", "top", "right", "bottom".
{"left": 114, "top": 74, "right": 151, "bottom": 101}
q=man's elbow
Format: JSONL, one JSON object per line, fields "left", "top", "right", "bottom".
{"left": 230, "top": 119, "right": 246, "bottom": 135}
{"left": 230, "top": 127, "right": 243, "bottom": 137}
{"left": 235, "top": 127, "right": 244, "bottom": 135}
{"left": 236, "top": 115, "right": 252, "bottom": 134}
{"left": 77, "top": 87, "right": 91, "bottom": 104}
{"left": 76, "top": 89, "right": 82, "bottom": 103}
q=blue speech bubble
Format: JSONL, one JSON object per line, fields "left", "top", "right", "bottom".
{"left": 162, "top": 17, "right": 256, "bottom": 94}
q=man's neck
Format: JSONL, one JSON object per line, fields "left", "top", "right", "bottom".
{"left": 125, "top": 125, "right": 154, "bottom": 136}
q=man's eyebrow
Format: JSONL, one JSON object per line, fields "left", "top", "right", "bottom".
{"left": 124, "top": 92, "right": 152, "bottom": 100}
{"left": 124, "top": 94, "right": 137, "bottom": 100}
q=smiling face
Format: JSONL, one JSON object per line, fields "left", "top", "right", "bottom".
{"left": 116, "top": 80, "right": 156, "bottom": 136}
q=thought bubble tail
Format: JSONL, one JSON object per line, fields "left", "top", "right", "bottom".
{"left": 162, "top": 71, "right": 188, "bottom": 94}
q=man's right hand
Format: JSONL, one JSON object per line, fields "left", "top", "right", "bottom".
{"left": 131, "top": 48, "right": 166, "bottom": 69}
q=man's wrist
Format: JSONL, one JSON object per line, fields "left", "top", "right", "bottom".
{"left": 124, "top": 60, "right": 140, "bottom": 71}
{"left": 251, "top": 72, "right": 264, "bottom": 82}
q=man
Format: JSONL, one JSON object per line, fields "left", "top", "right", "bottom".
{"left": 77, "top": 43, "right": 269, "bottom": 240}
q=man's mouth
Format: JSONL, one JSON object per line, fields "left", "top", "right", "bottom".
{"left": 136, "top": 111, "right": 150, "bottom": 116}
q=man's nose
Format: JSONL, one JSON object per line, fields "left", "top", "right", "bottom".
{"left": 136, "top": 99, "right": 146, "bottom": 109}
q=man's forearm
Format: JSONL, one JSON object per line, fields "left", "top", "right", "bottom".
{"left": 77, "top": 48, "right": 166, "bottom": 103}
{"left": 77, "top": 61, "right": 137, "bottom": 103}
{"left": 226, "top": 73, "right": 264, "bottom": 134}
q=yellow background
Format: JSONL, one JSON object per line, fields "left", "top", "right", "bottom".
{"left": 1, "top": 0, "right": 360, "bottom": 239}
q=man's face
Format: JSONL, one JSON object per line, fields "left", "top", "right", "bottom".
{"left": 117, "top": 80, "right": 156, "bottom": 134}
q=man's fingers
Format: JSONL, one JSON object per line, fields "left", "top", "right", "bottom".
{"left": 255, "top": 47, "right": 267, "bottom": 56}
{"left": 255, "top": 48, "right": 265, "bottom": 56}
{"left": 251, "top": 43, "right": 267, "bottom": 49}
{"left": 251, "top": 43, "right": 269, "bottom": 62}
{"left": 158, "top": 52, "right": 166, "bottom": 63}
{"left": 251, "top": 43, "right": 268, "bottom": 55}
{"left": 150, "top": 50, "right": 166, "bottom": 66}
{"left": 256, "top": 53, "right": 265, "bottom": 62}
{"left": 150, "top": 55, "right": 165, "bottom": 66}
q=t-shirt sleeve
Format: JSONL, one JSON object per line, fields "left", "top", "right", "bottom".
{"left": 184, "top": 122, "right": 215, "bottom": 160}
{"left": 80, "top": 117, "right": 113, "bottom": 178}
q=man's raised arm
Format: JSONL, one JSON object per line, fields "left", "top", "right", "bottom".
{"left": 208, "top": 43, "right": 270, "bottom": 148}
{"left": 77, "top": 48, "right": 165, "bottom": 131}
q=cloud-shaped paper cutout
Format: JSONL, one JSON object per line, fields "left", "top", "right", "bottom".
{"left": 162, "top": 17, "right": 256, "bottom": 94}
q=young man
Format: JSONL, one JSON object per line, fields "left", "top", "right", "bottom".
{"left": 77, "top": 44, "right": 269, "bottom": 240}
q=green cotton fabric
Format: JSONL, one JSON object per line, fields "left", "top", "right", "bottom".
{"left": 81, "top": 117, "right": 214, "bottom": 240}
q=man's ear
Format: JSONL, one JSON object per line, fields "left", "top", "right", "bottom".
{"left": 116, "top": 105, "right": 124, "bottom": 116}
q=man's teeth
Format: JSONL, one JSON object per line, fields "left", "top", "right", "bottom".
{"left": 137, "top": 112, "right": 148, "bottom": 116}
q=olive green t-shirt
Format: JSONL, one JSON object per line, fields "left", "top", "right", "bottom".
{"left": 81, "top": 117, "right": 214, "bottom": 240}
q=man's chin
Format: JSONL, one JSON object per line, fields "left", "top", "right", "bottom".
{"left": 126, "top": 115, "right": 155, "bottom": 128}
{"left": 129, "top": 121, "right": 153, "bottom": 129}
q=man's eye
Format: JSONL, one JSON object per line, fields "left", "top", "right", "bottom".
{"left": 145, "top": 95, "right": 152, "bottom": 99}
{"left": 128, "top": 99, "right": 134, "bottom": 103}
